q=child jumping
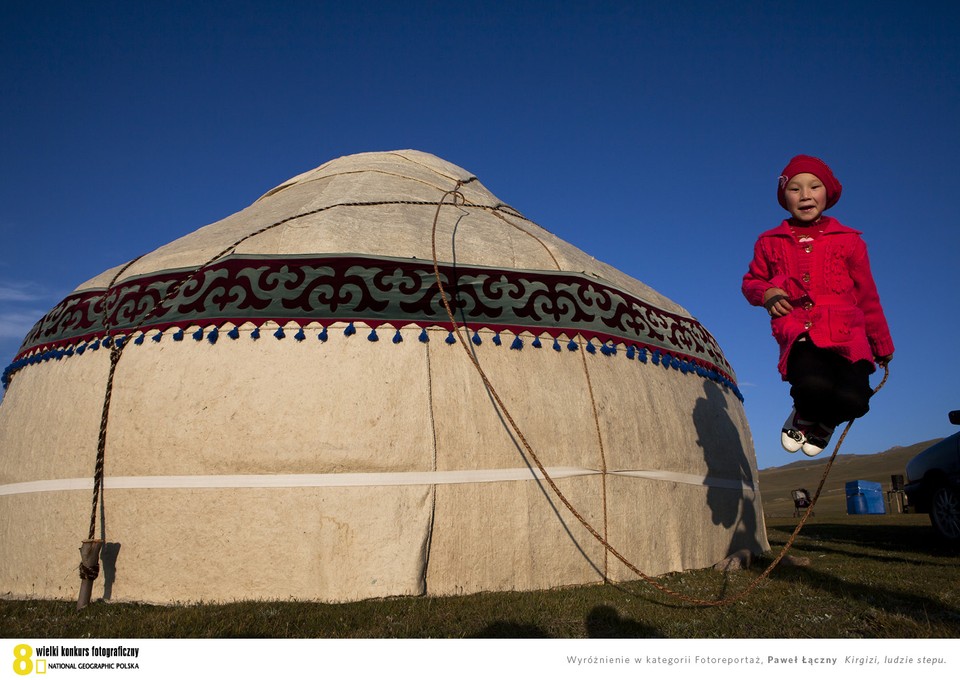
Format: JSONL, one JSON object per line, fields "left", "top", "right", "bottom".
{"left": 742, "top": 155, "right": 895, "bottom": 456}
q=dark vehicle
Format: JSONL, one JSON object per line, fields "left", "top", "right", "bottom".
{"left": 904, "top": 410, "right": 960, "bottom": 542}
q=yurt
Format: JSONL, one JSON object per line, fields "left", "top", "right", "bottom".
{"left": 0, "top": 150, "right": 767, "bottom": 604}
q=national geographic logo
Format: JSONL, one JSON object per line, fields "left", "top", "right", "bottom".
{"left": 12, "top": 643, "right": 142, "bottom": 673}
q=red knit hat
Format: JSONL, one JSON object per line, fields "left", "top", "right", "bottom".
{"left": 777, "top": 155, "right": 842, "bottom": 210}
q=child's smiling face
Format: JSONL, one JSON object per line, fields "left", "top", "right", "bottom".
{"left": 783, "top": 172, "right": 827, "bottom": 223}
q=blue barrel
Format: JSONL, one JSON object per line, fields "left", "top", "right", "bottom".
{"left": 845, "top": 480, "right": 886, "bottom": 515}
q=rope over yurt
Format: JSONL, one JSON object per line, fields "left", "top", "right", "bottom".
{"left": 0, "top": 150, "right": 768, "bottom": 604}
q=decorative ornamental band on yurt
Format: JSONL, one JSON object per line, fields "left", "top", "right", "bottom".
{"left": 3, "top": 253, "right": 740, "bottom": 398}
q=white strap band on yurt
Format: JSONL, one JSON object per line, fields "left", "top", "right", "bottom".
{"left": 0, "top": 467, "right": 755, "bottom": 496}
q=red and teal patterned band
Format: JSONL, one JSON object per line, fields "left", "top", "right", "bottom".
{"left": 5, "top": 254, "right": 740, "bottom": 398}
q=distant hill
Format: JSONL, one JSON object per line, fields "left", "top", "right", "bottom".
{"left": 757, "top": 438, "right": 942, "bottom": 518}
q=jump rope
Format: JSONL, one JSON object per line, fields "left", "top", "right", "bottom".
{"left": 75, "top": 174, "right": 889, "bottom": 608}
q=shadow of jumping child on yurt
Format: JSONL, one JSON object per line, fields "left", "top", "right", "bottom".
{"left": 693, "top": 381, "right": 765, "bottom": 563}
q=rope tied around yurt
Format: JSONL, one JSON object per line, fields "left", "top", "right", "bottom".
{"left": 428, "top": 180, "right": 890, "bottom": 607}
{"left": 78, "top": 254, "right": 144, "bottom": 609}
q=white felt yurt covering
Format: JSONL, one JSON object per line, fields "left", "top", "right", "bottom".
{"left": 0, "top": 150, "right": 767, "bottom": 604}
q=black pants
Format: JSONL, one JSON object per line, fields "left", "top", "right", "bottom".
{"left": 786, "top": 338, "right": 873, "bottom": 428}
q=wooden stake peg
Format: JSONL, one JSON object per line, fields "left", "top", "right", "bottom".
{"left": 76, "top": 539, "right": 104, "bottom": 610}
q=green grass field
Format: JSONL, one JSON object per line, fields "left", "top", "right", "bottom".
{"left": 2, "top": 516, "right": 957, "bottom": 638}
{"left": 3, "top": 440, "right": 957, "bottom": 639}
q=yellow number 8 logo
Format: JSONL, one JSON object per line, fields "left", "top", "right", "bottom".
{"left": 13, "top": 644, "right": 33, "bottom": 676}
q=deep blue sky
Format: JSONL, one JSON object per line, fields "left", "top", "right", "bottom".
{"left": 2, "top": 1, "right": 958, "bottom": 470}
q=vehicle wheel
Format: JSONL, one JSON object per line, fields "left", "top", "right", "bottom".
{"left": 929, "top": 484, "right": 960, "bottom": 542}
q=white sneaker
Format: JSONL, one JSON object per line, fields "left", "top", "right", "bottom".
{"left": 801, "top": 423, "right": 836, "bottom": 457}
{"left": 781, "top": 409, "right": 807, "bottom": 453}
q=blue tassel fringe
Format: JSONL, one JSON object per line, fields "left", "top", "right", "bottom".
{"left": 0, "top": 320, "right": 743, "bottom": 402}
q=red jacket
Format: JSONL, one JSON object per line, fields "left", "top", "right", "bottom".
{"left": 742, "top": 216, "right": 895, "bottom": 379}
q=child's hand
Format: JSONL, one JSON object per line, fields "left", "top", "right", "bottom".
{"left": 762, "top": 287, "right": 793, "bottom": 317}
{"left": 876, "top": 353, "right": 893, "bottom": 366}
